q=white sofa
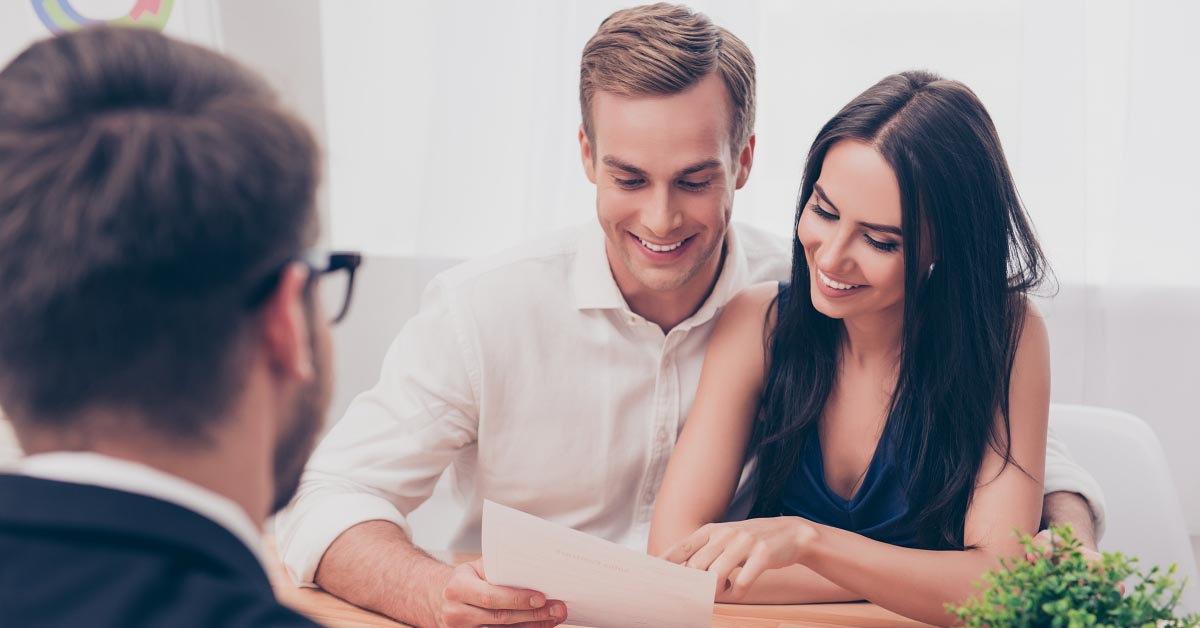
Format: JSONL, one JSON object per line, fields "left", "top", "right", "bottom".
{"left": 1050, "top": 404, "right": 1199, "bottom": 613}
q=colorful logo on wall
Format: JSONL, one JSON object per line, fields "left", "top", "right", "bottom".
{"left": 32, "top": 0, "right": 175, "bottom": 34}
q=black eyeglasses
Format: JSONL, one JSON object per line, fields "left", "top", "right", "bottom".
{"left": 247, "top": 250, "right": 363, "bottom": 324}
{"left": 303, "top": 251, "right": 362, "bottom": 324}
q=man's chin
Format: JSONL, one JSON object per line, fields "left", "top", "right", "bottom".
{"left": 629, "top": 267, "right": 699, "bottom": 293}
{"left": 616, "top": 239, "right": 721, "bottom": 294}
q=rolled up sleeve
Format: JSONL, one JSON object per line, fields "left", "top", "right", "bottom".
{"left": 1044, "top": 424, "right": 1108, "bottom": 540}
{"left": 274, "top": 276, "right": 480, "bottom": 586}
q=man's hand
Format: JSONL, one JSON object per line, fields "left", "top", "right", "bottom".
{"left": 1035, "top": 491, "right": 1105, "bottom": 577}
{"left": 313, "top": 521, "right": 566, "bottom": 628}
{"left": 1029, "top": 524, "right": 1121, "bottom": 594}
{"left": 435, "top": 559, "right": 567, "bottom": 628}
{"left": 1029, "top": 527, "right": 1103, "bottom": 564}
{"left": 1039, "top": 491, "right": 1099, "bottom": 554}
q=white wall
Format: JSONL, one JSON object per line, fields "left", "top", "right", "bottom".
{"left": 214, "top": 0, "right": 333, "bottom": 242}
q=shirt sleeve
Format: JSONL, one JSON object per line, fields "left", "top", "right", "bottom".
{"left": 1043, "top": 424, "right": 1107, "bottom": 541}
{"left": 273, "top": 275, "right": 481, "bottom": 587}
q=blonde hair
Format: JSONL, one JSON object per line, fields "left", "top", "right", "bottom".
{"left": 580, "top": 3, "right": 756, "bottom": 152}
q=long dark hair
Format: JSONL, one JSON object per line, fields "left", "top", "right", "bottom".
{"left": 748, "top": 71, "right": 1049, "bottom": 550}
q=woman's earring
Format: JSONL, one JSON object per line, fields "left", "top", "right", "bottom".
{"left": 926, "top": 261, "right": 936, "bottom": 279}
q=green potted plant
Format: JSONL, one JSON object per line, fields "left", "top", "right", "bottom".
{"left": 947, "top": 525, "right": 1199, "bottom": 627}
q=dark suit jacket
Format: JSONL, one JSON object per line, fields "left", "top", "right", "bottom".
{"left": 0, "top": 474, "right": 322, "bottom": 627}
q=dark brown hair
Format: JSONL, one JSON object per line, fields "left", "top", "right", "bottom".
{"left": 0, "top": 27, "right": 319, "bottom": 440}
{"left": 751, "top": 71, "right": 1047, "bottom": 550}
{"left": 580, "top": 3, "right": 756, "bottom": 151}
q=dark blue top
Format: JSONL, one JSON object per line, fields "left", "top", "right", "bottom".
{"left": 768, "top": 281, "right": 921, "bottom": 548}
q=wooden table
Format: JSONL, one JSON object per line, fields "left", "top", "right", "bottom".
{"left": 266, "top": 542, "right": 933, "bottom": 628}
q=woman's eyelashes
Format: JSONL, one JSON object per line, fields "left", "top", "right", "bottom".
{"left": 810, "top": 202, "right": 838, "bottom": 221}
{"left": 809, "top": 202, "right": 901, "bottom": 253}
{"left": 865, "top": 235, "right": 900, "bottom": 252}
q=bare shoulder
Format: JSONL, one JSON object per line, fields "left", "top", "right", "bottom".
{"left": 716, "top": 281, "right": 784, "bottom": 336}
{"left": 1008, "top": 295, "right": 1051, "bottom": 427}
{"left": 722, "top": 281, "right": 783, "bottom": 320}
{"left": 688, "top": 282, "right": 782, "bottom": 408}
{"left": 1016, "top": 296, "right": 1050, "bottom": 358}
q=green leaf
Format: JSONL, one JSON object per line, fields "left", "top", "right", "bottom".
{"left": 946, "top": 525, "right": 1200, "bottom": 627}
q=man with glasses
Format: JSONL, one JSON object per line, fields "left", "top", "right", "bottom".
{"left": 0, "top": 27, "right": 359, "bottom": 627}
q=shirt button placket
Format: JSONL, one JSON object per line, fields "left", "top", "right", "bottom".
{"left": 642, "top": 339, "right": 680, "bottom": 521}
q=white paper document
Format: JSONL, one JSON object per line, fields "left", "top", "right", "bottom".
{"left": 482, "top": 500, "right": 717, "bottom": 628}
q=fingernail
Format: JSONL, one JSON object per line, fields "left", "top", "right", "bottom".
{"left": 530, "top": 595, "right": 544, "bottom": 608}
{"left": 550, "top": 604, "right": 564, "bottom": 618}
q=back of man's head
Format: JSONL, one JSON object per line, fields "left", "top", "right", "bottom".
{"left": 0, "top": 27, "right": 319, "bottom": 442}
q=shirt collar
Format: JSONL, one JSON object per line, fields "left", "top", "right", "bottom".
{"left": 571, "top": 222, "right": 629, "bottom": 311}
{"left": 571, "top": 222, "right": 751, "bottom": 329}
{"left": 17, "top": 451, "right": 268, "bottom": 570}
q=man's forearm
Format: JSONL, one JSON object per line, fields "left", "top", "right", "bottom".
{"left": 1041, "top": 491, "right": 1098, "bottom": 549}
{"left": 314, "top": 520, "right": 452, "bottom": 628}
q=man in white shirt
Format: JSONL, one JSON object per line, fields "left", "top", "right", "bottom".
{"left": 276, "top": 5, "right": 1107, "bottom": 628}
{"left": 0, "top": 27, "right": 357, "bottom": 628}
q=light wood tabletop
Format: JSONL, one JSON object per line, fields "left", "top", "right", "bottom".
{"left": 265, "top": 540, "right": 933, "bottom": 628}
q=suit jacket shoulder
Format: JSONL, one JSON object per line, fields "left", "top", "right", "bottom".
{"left": 0, "top": 474, "right": 320, "bottom": 628}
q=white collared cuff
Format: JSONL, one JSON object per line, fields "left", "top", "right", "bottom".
{"left": 1044, "top": 459, "right": 1108, "bottom": 542}
{"left": 276, "top": 492, "right": 413, "bottom": 588}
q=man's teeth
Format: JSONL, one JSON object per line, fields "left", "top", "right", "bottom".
{"left": 638, "top": 236, "right": 684, "bottom": 252}
{"left": 818, "top": 269, "right": 861, "bottom": 290}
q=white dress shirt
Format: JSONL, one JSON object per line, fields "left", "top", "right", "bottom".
{"left": 274, "top": 221, "right": 1106, "bottom": 587}
{"left": 14, "top": 451, "right": 267, "bottom": 569}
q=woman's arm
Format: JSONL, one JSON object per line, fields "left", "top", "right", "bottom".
{"left": 649, "top": 282, "right": 859, "bottom": 603}
{"left": 717, "top": 563, "right": 862, "bottom": 604}
{"left": 665, "top": 307, "right": 1051, "bottom": 626}
{"left": 648, "top": 282, "right": 779, "bottom": 555}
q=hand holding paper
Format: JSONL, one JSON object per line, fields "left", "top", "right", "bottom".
{"left": 482, "top": 500, "right": 717, "bottom": 628}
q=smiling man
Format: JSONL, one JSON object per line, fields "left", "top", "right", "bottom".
{"left": 582, "top": 63, "right": 753, "bottom": 332}
{"left": 274, "top": 5, "right": 1106, "bottom": 628}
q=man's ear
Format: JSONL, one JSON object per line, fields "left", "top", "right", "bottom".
{"left": 579, "top": 125, "right": 597, "bottom": 184}
{"left": 260, "top": 264, "right": 315, "bottom": 383}
{"left": 735, "top": 134, "right": 756, "bottom": 190}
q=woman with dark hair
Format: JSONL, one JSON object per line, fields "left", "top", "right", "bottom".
{"left": 648, "top": 70, "right": 1051, "bottom": 626}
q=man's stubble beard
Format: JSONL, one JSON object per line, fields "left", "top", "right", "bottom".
{"left": 270, "top": 303, "right": 329, "bottom": 515}
{"left": 620, "top": 231, "right": 724, "bottom": 293}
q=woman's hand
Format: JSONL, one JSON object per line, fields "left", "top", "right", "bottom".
{"left": 660, "top": 517, "right": 819, "bottom": 599}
